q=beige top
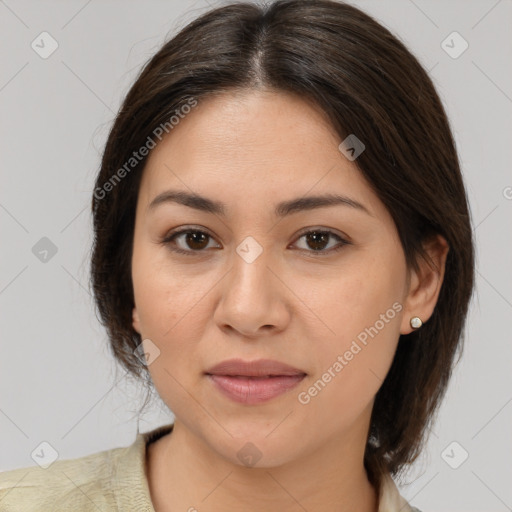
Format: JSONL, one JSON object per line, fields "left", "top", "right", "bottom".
{"left": 0, "top": 423, "right": 421, "bottom": 511}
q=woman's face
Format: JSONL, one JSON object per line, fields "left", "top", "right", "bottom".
{"left": 131, "top": 89, "right": 427, "bottom": 467}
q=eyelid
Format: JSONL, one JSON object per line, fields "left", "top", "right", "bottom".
{"left": 293, "top": 226, "right": 351, "bottom": 244}
{"left": 162, "top": 224, "right": 216, "bottom": 241}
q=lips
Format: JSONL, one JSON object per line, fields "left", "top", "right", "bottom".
{"left": 205, "top": 358, "right": 307, "bottom": 405}
{"left": 205, "top": 358, "right": 306, "bottom": 378}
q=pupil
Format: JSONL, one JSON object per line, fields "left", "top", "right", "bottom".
{"left": 307, "top": 232, "right": 328, "bottom": 251}
{"left": 187, "top": 231, "right": 208, "bottom": 249}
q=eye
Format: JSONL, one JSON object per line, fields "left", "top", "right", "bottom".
{"left": 160, "top": 227, "right": 350, "bottom": 256}
{"left": 291, "top": 229, "right": 350, "bottom": 256}
{"left": 161, "top": 227, "right": 220, "bottom": 255}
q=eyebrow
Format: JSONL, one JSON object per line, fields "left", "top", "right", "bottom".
{"left": 147, "top": 190, "right": 373, "bottom": 218}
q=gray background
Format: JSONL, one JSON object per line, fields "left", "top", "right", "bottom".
{"left": 1, "top": 1, "right": 511, "bottom": 510}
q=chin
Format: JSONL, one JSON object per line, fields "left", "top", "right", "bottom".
{"left": 205, "top": 424, "right": 304, "bottom": 469}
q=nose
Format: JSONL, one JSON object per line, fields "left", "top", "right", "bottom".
{"left": 213, "top": 242, "right": 291, "bottom": 338}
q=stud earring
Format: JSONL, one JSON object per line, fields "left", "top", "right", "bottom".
{"left": 410, "top": 316, "right": 423, "bottom": 329}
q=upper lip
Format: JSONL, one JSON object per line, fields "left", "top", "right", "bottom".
{"left": 205, "top": 358, "right": 307, "bottom": 377}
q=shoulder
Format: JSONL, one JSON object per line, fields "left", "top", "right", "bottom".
{"left": 0, "top": 443, "right": 132, "bottom": 511}
{"left": 0, "top": 424, "right": 174, "bottom": 512}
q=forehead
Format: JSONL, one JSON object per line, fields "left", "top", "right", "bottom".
{"left": 137, "top": 90, "right": 387, "bottom": 221}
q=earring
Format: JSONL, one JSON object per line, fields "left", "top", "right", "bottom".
{"left": 410, "top": 316, "right": 423, "bottom": 329}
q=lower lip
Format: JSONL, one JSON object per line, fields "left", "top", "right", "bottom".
{"left": 207, "top": 374, "right": 306, "bottom": 405}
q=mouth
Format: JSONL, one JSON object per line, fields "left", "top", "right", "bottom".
{"left": 205, "top": 358, "right": 307, "bottom": 377}
{"left": 205, "top": 358, "right": 307, "bottom": 405}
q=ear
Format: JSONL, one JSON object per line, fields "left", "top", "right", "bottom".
{"left": 400, "top": 234, "right": 450, "bottom": 335}
{"left": 132, "top": 306, "right": 141, "bottom": 334}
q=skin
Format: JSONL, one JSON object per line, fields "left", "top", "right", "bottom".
{"left": 131, "top": 88, "right": 449, "bottom": 512}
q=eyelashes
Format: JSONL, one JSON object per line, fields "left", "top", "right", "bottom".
{"left": 160, "top": 227, "right": 351, "bottom": 257}
{"left": 162, "top": 229, "right": 219, "bottom": 255}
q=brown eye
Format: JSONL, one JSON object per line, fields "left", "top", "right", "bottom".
{"left": 305, "top": 231, "right": 330, "bottom": 251}
{"left": 162, "top": 228, "right": 220, "bottom": 254}
{"left": 182, "top": 231, "right": 209, "bottom": 250}
{"left": 293, "top": 229, "right": 349, "bottom": 255}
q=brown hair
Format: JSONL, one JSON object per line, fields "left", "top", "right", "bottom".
{"left": 90, "top": 0, "right": 475, "bottom": 489}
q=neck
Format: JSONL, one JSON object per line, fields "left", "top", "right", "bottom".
{"left": 147, "top": 420, "right": 378, "bottom": 512}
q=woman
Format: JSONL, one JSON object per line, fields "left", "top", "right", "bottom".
{"left": 0, "top": 1, "right": 474, "bottom": 510}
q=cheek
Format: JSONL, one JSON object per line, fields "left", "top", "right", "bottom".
{"left": 294, "top": 251, "right": 405, "bottom": 414}
{"left": 131, "top": 239, "right": 228, "bottom": 370}
{"left": 132, "top": 239, "right": 208, "bottom": 337}
{"left": 132, "top": 256, "right": 213, "bottom": 417}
